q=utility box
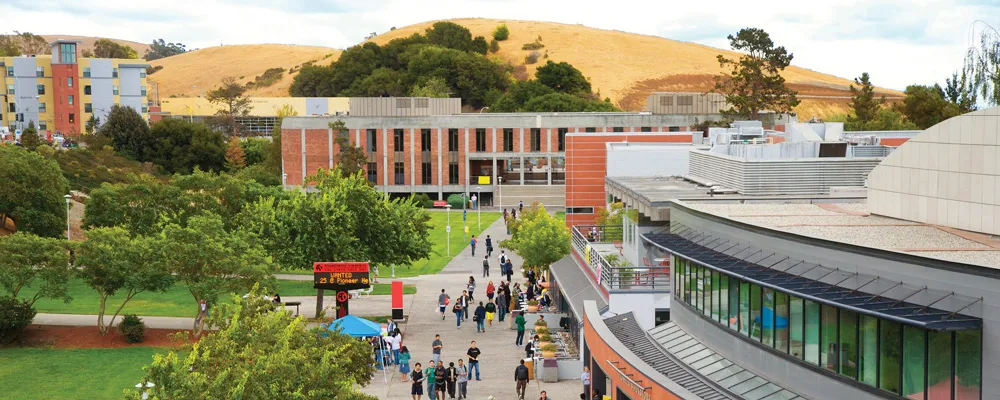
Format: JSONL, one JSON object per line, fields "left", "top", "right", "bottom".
{"left": 540, "top": 358, "right": 559, "bottom": 383}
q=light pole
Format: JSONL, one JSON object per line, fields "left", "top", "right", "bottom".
{"left": 497, "top": 176, "right": 502, "bottom": 211}
{"left": 476, "top": 186, "right": 481, "bottom": 230}
{"left": 282, "top": 173, "right": 288, "bottom": 189}
{"left": 446, "top": 204, "right": 452, "bottom": 255}
{"left": 462, "top": 193, "right": 467, "bottom": 239}
{"left": 63, "top": 194, "right": 71, "bottom": 240}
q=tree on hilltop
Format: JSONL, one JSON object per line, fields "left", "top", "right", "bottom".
{"left": 714, "top": 27, "right": 799, "bottom": 120}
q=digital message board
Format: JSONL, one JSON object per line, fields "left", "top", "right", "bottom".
{"left": 313, "top": 262, "right": 371, "bottom": 291}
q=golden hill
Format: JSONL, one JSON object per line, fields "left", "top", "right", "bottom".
{"left": 148, "top": 45, "right": 340, "bottom": 98}
{"left": 41, "top": 35, "right": 150, "bottom": 56}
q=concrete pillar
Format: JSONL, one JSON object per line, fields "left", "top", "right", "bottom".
{"left": 327, "top": 128, "right": 333, "bottom": 169}
{"left": 382, "top": 128, "right": 388, "bottom": 187}
{"left": 547, "top": 155, "right": 552, "bottom": 185}
{"left": 437, "top": 128, "right": 443, "bottom": 200}
{"left": 520, "top": 156, "right": 525, "bottom": 185}
{"left": 409, "top": 128, "right": 415, "bottom": 194}
{"left": 300, "top": 128, "right": 306, "bottom": 185}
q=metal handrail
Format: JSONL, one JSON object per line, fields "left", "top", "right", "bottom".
{"left": 572, "top": 225, "right": 671, "bottom": 293}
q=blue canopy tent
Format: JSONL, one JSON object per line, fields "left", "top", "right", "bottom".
{"left": 327, "top": 315, "right": 381, "bottom": 338}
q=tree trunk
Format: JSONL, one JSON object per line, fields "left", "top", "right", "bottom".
{"left": 97, "top": 295, "right": 108, "bottom": 335}
{"left": 193, "top": 303, "right": 204, "bottom": 338}
{"left": 315, "top": 288, "right": 325, "bottom": 319}
{"left": 107, "top": 291, "right": 137, "bottom": 332}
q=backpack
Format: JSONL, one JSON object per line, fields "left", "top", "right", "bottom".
{"left": 500, "top": 254, "right": 507, "bottom": 264}
{"left": 444, "top": 296, "right": 450, "bottom": 306}
{"left": 483, "top": 259, "right": 489, "bottom": 268}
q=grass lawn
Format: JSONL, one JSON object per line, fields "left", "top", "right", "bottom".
{"left": 0, "top": 347, "right": 165, "bottom": 400}
{"left": 280, "top": 211, "right": 501, "bottom": 278}
{"left": 24, "top": 279, "right": 415, "bottom": 318}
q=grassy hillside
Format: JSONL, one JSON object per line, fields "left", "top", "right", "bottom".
{"left": 149, "top": 45, "right": 340, "bottom": 98}
{"left": 40, "top": 35, "right": 150, "bottom": 56}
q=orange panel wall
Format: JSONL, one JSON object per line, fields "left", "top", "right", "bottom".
{"left": 584, "top": 311, "right": 684, "bottom": 400}
{"left": 51, "top": 64, "right": 80, "bottom": 134}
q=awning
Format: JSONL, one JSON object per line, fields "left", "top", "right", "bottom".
{"left": 642, "top": 232, "right": 982, "bottom": 331}
{"left": 550, "top": 255, "right": 607, "bottom": 320}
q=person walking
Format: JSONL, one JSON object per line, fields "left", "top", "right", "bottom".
{"left": 481, "top": 255, "right": 491, "bottom": 278}
{"left": 460, "top": 290, "right": 470, "bottom": 320}
{"left": 446, "top": 362, "right": 458, "bottom": 399}
{"left": 466, "top": 340, "right": 482, "bottom": 381}
{"left": 455, "top": 359, "right": 469, "bottom": 399}
{"left": 539, "top": 390, "right": 550, "bottom": 400}
{"left": 485, "top": 298, "right": 496, "bottom": 327}
{"left": 474, "top": 302, "right": 486, "bottom": 333}
{"left": 518, "top": 200, "right": 523, "bottom": 213}
{"left": 410, "top": 362, "right": 424, "bottom": 400}
{"left": 486, "top": 281, "right": 495, "bottom": 301}
{"left": 387, "top": 318, "right": 398, "bottom": 336}
{"left": 505, "top": 258, "right": 514, "bottom": 283}
{"left": 432, "top": 334, "right": 443, "bottom": 365}
{"left": 454, "top": 298, "right": 464, "bottom": 329}
{"left": 515, "top": 359, "right": 530, "bottom": 400}
{"left": 515, "top": 312, "right": 527, "bottom": 346}
{"left": 426, "top": 359, "right": 438, "bottom": 400}
{"left": 438, "top": 289, "right": 450, "bottom": 320}
{"left": 512, "top": 208, "right": 517, "bottom": 220}
{"left": 434, "top": 361, "right": 447, "bottom": 400}
{"left": 485, "top": 234, "right": 493, "bottom": 257}
{"left": 399, "top": 346, "right": 412, "bottom": 381}
{"left": 388, "top": 332, "right": 402, "bottom": 365}
{"left": 469, "top": 235, "right": 477, "bottom": 257}
{"left": 496, "top": 289, "right": 507, "bottom": 322}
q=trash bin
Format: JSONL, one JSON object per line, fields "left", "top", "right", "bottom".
{"left": 524, "top": 358, "right": 535, "bottom": 381}
{"left": 540, "top": 358, "right": 559, "bottom": 383}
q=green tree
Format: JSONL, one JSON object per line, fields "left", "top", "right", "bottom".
{"left": 894, "top": 85, "right": 961, "bottom": 130}
{"left": 0, "top": 232, "right": 71, "bottom": 305}
{"left": 206, "top": 77, "right": 252, "bottom": 137}
{"left": 143, "top": 39, "right": 186, "bottom": 61}
{"left": 159, "top": 213, "right": 276, "bottom": 336}
{"left": 535, "top": 61, "right": 591, "bottom": 94}
{"left": 18, "top": 121, "right": 43, "bottom": 151}
{"left": 944, "top": 70, "right": 977, "bottom": 113}
{"left": 83, "top": 177, "right": 196, "bottom": 236}
{"left": 225, "top": 138, "right": 246, "bottom": 171}
{"left": 93, "top": 38, "right": 138, "bottom": 59}
{"left": 471, "top": 36, "right": 489, "bottom": 55}
{"left": 172, "top": 170, "right": 286, "bottom": 231}
{"left": 0, "top": 31, "right": 48, "bottom": 56}
{"left": 854, "top": 108, "right": 918, "bottom": 131}
{"left": 379, "top": 34, "right": 429, "bottom": 70}
{"left": 329, "top": 120, "right": 367, "bottom": 178}
{"left": 147, "top": 119, "right": 226, "bottom": 174}
{"left": 493, "top": 24, "right": 510, "bottom": 41}
{"left": 594, "top": 201, "right": 638, "bottom": 241}
{"left": 489, "top": 39, "right": 500, "bottom": 54}
{"left": 85, "top": 115, "right": 101, "bottom": 134}
{"left": 715, "top": 27, "right": 799, "bottom": 120}
{"left": 499, "top": 202, "right": 569, "bottom": 272}
{"left": 406, "top": 46, "right": 508, "bottom": 108}
{"left": 289, "top": 64, "right": 338, "bottom": 97}
{"left": 235, "top": 164, "right": 281, "bottom": 187}
{"left": 329, "top": 43, "right": 383, "bottom": 95}
{"left": 490, "top": 80, "right": 555, "bottom": 112}
{"left": 425, "top": 21, "right": 474, "bottom": 52}
{"left": 521, "top": 93, "right": 619, "bottom": 112}
{"left": 99, "top": 104, "right": 153, "bottom": 161}
{"left": 74, "top": 227, "right": 174, "bottom": 334}
{"left": 409, "top": 76, "right": 452, "bottom": 98}
{"left": 239, "top": 137, "right": 269, "bottom": 167}
{"left": 847, "top": 72, "right": 885, "bottom": 129}
{"left": 964, "top": 25, "right": 1000, "bottom": 105}
{"left": 0, "top": 146, "right": 70, "bottom": 238}
{"left": 341, "top": 67, "right": 405, "bottom": 97}
{"left": 125, "top": 286, "right": 376, "bottom": 400}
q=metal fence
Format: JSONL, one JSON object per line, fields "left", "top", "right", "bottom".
{"left": 571, "top": 225, "right": 670, "bottom": 292}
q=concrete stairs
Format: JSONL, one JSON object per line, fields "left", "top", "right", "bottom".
{"left": 496, "top": 184, "right": 565, "bottom": 209}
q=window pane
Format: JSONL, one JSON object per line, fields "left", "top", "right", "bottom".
{"left": 839, "top": 309, "right": 858, "bottom": 379}
{"left": 820, "top": 304, "right": 838, "bottom": 372}
{"left": 749, "top": 284, "right": 762, "bottom": 341}
{"left": 701, "top": 268, "right": 712, "bottom": 316}
{"left": 692, "top": 265, "right": 701, "bottom": 311}
{"left": 762, "top": 288, "right": 775, "bottom": 347}
{"left": 927, "top": 331, "right": 952, "bottom": 400}
{"left": 790, "top": 296, "right": 804, "bottom": 359}
{"left": 739, "top": 281, "right": 750, "bottom": 336}
{"left": 902, "top": 326, "right": 925, "bottom": 399}
{"left": 955, "top": 329, "right": 981, "bottom": 400}
{"left": 774, "top": 292, "right": 789, "bottom": 353}
{"left": 859, "top": 315, "right": 878, "bottom": 386}
{"left": 880, "top": 319, "right": 902, "bottom": 394}
{"left": 729, "top": 279, "right": 739, "bottom": 329}
{"left": 718, "top": 275, "right": 729, "bottom": 324}
{"left": 711, "top": 272, "right": 720, "bottom": 320}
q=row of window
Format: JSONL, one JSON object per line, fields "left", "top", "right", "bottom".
{"left": 675, "top": 258, "right": 982, "bottom": 400}
{"left": 367, "top": 128, "right": 570, "bottom": 153}
{"left": 7, "top": 66, "right": 144, "bottom": 79}
{"left": 6, "top": 83, "right": 141, "bottom": 97}
{"left": 364, "top": 161, "right": 458, "bottom": 186}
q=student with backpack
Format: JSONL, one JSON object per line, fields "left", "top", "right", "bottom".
{"left": 485, "top": 234, "right": 493, "bottom": 257}
{"left": 470, "top": 235, "right": 477, "bottom": 256}
{"left": 482, "top": 255, "right": 490, "bottom": 278}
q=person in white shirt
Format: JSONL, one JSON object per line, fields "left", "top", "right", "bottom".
{"left": 581, "top": 366, "right": 591, "bottom": 399}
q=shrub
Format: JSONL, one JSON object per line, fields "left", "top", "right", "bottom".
{"left": 540, "top": 343, "right": 558, "bottom": 352}
{"left": 245, "top": 67, "right": 286, "bottom": 89}
{"left": 489, "top": 39, "right": 500, "bottom": 54}
{"left": 446, "top": 193, "right": 469, "bottom": 209}
{"left": 524, "top": 51, "right": 540, "bottom": 65}
{"left": 522, "top": 37, "right": 544, "bottom": 51}
{"left": 119, "top": 314, "right": 145, "bottom": 343}
{"left": 493, "top": 24, "right": 510, "bottom": 41}
{"left": 534, "top": 318, "right": 548, "bottom": 327}
{"left": 411, "top": 193, "right": 435, "bottom": 208}
{"left": 539, "top": 333, "right": 553, "bottom": 342}
{"left": 0, "top": 296, "right": 37, "bottom": 344}
{"left": 534, "top": 326, "right": 550, "bottom": 335}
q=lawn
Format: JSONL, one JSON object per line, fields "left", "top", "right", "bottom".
{"left": 0, "top": 347, "right": 165, "bottom": 400}
{"left": 281, "top": 210, "right": 501, "bottom": 278}
{"left": 24, "top": 279, "right": 415, "bottom": 318}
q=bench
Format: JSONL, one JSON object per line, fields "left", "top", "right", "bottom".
{"left": 613, "top": 240, "right": 623, "bottom": 255}
{"left": 284, "top": 301, "right": 302, "bottom": 316}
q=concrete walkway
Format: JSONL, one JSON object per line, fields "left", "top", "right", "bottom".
{"left": 359, "top": 218, "right": 582, "bottom": 400}
{"left": 33, "top": 313, "right": 196, "bottom": 330}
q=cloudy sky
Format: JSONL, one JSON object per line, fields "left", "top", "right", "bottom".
{"left": 2, "top": 0, "right": 997, "bottom": 90}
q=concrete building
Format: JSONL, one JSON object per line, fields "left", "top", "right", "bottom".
{"left": 2, "top": 40, "right": 149, "bottom": 137}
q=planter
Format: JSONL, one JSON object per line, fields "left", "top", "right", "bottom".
{"left": 541, "top": 350, "right": 556, "bottom": 359}
{"left": 526, "top": 304, "right": 539, "bottom": 312}
{"left": 539, "top": 341, "right": 552, "bottom": 348}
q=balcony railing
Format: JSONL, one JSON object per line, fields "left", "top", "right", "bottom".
{"left": 571, "top": 225, "right": 670, "bottom": 292}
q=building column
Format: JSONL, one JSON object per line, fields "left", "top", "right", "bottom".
{"left": 547, "top": 155, "right": 552, "bottom": 185}
{"left": 464, "top": 127, "right": 470, "bottom": 195}
{"left": 520, "top": 156, "right": 525, "bottom": 185}
{"left": 437, "top": 128, "right": 443, "bottom": 200}
{"left": 409, "top": 128, "right": 415, "bottom": 194}
{"left": 382, "top": 129, "right": 389, "bottom": 187}
{"left": 327, "top": 128, "right": 334, "bottom": 169}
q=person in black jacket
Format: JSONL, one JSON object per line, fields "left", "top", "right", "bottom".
{"left": 446, "top": 362, "right": 458, "bottom": 399}
{"left": 515, "top": 359, "right": 530, "bottom": 400}
{"left": 434, "top": 362, "right": 447, "bottom": 400}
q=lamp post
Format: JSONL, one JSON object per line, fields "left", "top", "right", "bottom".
{"left": 462, "top": 193, "right": 467, "bottom": 239}
{"left": 476, "top": 186, "right": 481, "bottom": 230}
{"left": 282, "top": 173, "right": 288, "bottom": 189}
{"left": 497, "top": 176, "right": 502, "bottom": 211}
{"left": 63, "top": 194, "right": 71, "bottom": 240}
{"left": 446, "top": 204, "right": 452, "bottom": 255}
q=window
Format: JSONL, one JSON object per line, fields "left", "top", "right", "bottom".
{"left": 84, "top": 103, "right": 92, "bottom": 113}
{"left": 60, "top": 43, "right": 76, "bottom": 64}
{"left": 38, "top": 103, "right": 46, "bottom": 113}
{"left": 366, "top": 129, "right": 377, "bottom": 152}
{"left": 448, "top": 163, "right": 459, "bottom": 184}
{"left": 804, "top": 300, "right": 820, "bottom": 365}
{"left": 820, "top": 305, "right": 838, "bottom": 372}
{"left": 84, "top": 85, "right": 91, "bottom": 95}
{"left": 585, "top": 127, "right": 596, "bottom": 133}
{"left": 83, "top": 67, "right": 91, "bottom": 77}
{"left": 38, "top": 121, "right": 47, "bottom": 131}
{"left": 112, "top": 68, "right": 118, "bottom": 78}
{"left": 421, "top": 162, "right": 432, "bottom": 184}
{"left": 5, "top": 66, "right": 12, "bottom": 76}
{"left": 68, "top": 113, "right": 75, "bottom": 123}
{"left": 677, "top": 95, "right": 693, "bottom": 106}
{"left": 7, "top": 103, "right": 14, "bottom": 112}
{"left": 113, "top": 85, "right": 119, "bottom": 95}
{"left": 68, "top": 95, "right": 74, "bottom": 105}
{"left": 140, "top": 69, "right": 146, "bottom": 78}
{"left": 659, "top": 96, "right": 673, "bottom": 106}
{"left": 789, "top": 296, "right": 804, "bottom": 359}
{"left": 448, "top": 129, "right": 458, "bottom": 152}
{"left": 141, "top": 104, "right": 147, "bottom": 113}
{"left": 710, "top": 271, "right": 720, "bottom": 320}
{"left": 36, "top": 66, "right": 43, "bottom": 77}
{"left": 421, "top": 129, "right": 431, "bottom": 151}
{"left": 475, "top": 128, "right": 486, "bottom": 152}
{"left": 859, "top": 315, "right": 878, "bottom": 386}
{"left": 728, "top": 277, "right": 739, "bottom": 329}
{"left": 503, "top": 128, "right": 513, "bottom": 152}
{"left": 565, "top": 207, "right": 595, "bottom": 214}
{"left": 955, "top": 330, "right": 982, "bottom": 400}
{"left": 654, "top": 309, "right": 671, "bottom": 326}
{"left": 749, "top": 284, "right": 762, "bottom": 341}
{"left": 393, "top": 129, "right": 404, "bottom": 152}
{"left": 762, "top": 288, "right": 774, "bottom": 346}
{"left": 668, "top": 126, "right": 681, "bottom": 132}
{"left": 140, "top": 86, "right": 146, "bottom": 96}
{"left": 557, "top": 128, "right": 567, "bottom": 151}
{"left": 394, "top": 162, "right": 404, "bottom": 184}
{"left": 414, "top": 98, "right": 429, "bottom": 108}
{"left": 37, "top": 84, "right": 45, "bottom": 95}
{"left": 640, "top": 126, "right": 652, "bottom": 132}
{"left": 774, "top": 291, "right": 789, "bottom": 353}
{"left": 902, "top": 326, "right": 925, "bottom": 399}
{"left": 612, "top": 127, "right": 624, "bottom": 132}
{"left": 839, "top": 310, "right": 858, "bottom": 379}
{"left": 366, "top": 162, "right": 378, "bottom": 184}
{"left": 395, "top": 98, "right": 411, "bottom": 108}
{"left": 879, "top": 320, "right": 901, "bottom": 394}
{"left": 67, "top": 77, "right": 73, "bottom": 87}
{"left": 6, "top": 84, "right": 14, "bottom": 95}
{"left": 530, "top": 128, "right": 541, "bottom": 151}
{"left": 738, "top": 281, "right": 750, "bottom": 335}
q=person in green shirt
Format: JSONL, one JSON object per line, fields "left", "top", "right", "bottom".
{"left": 515, "top": 313, "right": 527, "bottom": 346}
{"left": 426, "top": 358, "right": 437, "bottom": 400}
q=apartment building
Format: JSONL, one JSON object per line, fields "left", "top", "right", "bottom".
{"left": 1, "top": 39, "right": 149, "bottom": 137}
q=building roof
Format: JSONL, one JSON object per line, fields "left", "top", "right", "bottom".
{"left": 48, "top": 39, "right": 82, "bottom": 46}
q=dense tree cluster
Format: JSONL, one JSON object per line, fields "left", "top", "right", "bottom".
{"left": 843, "top": 72, "right": 978, "bottom": 131}
{"left": 0, "top": 146, "right": 70, "bottom": 238}
{"left": 143, "top": 38, "right": 186, "bottom": 61}
{"left": 489, "top": 62, "right": 616, "bottom": 112}
{"left": 0, "top": 31, "right": 47, "bottom": 56}
{"left": 93, "top": 38, "right": 138, "bottom": 59}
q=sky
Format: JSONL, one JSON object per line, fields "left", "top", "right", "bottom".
{"left": 2, "top": 0, "right": 998, "bottom": 90}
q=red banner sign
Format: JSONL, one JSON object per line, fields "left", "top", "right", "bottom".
{"left": 314, "top": 262, "right": 370, "bottom": 273}
{"left": 313, "top": 262, "right": 371, "bottom": 290}
{"left": 433, "top": 201, "right": 447, "bottom": 207}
